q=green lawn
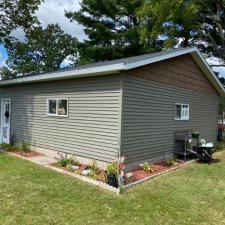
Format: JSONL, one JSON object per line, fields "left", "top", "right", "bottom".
{"left": 1, "top": 153, "right": 225, "bottom": 225}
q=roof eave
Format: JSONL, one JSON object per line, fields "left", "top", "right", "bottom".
{"left": 0, "top": 63, "right": 125, "bottom": 86}
{"left": 0, "top": 47, "right": 224, "bottom": 97}
{"left": 124, "top": 47, "right": 198, "bottom": 70}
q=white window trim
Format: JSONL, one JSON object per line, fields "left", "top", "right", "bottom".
{"left": 174, "top": 103, "right": 189, "bottom": 121}
{"left": 46, "top": 98, "right": 69, "bottom": 117}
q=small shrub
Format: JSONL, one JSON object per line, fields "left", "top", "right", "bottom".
{"left": 106, "top": 161, "right": 118, "bottom": 176}
{"left": 214, "top": 142, "right": 225, "bottom": 152}
{"left": 89, "top": 171, "right": 98, "bottom": 180}
{"left": 21, "top": 141, "right": 31, "bottom": 153}
{"left": 0, "top": 143, "right": 18, "bottom": 152}
{"left": 66, "top": 164, "right": 74, "bottom": 172}
{"left": 142, "top": 162, "right": 154, "bottom": 173}
{"left": 166, "top": 160, "right": 178, "bottom": 166}
{"left": 89, "top": 160, "right": 100, "bottom": 175}
{"left": 56, "top": 153, "right": 79, "bottom": 168}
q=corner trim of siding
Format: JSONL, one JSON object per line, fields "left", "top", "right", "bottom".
{"left": 118, "top": 75, "right": 124, "bottom": 162}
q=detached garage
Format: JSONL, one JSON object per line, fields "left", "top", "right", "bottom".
{"left": 0, "top": 47, "right": 224, "bottom": 170}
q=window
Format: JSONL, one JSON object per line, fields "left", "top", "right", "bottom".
{"left": 174, "top": 103, "right": 189, "bottom": 120}
{"left": 47, "top": 98, "right": 68, "bottom": 117}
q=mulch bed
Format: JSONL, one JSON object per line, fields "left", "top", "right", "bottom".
{"left": 124, "top": 161, "right": 183, "bottom": 185}
{"left": 13, "top": 150, "right": 44, "bottom": 158}
{"left": 51, "top": 158, "right": 185, "bottom": 187}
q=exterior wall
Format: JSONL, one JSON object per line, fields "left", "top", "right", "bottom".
{"left": 122, "top": 54, "right": 219, "bottom": 166}
{"left": 0, "top": 75, "right": 121, "bottom": 163}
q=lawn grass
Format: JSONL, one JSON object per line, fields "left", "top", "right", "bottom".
{"left": 1, "top": 153, "right": 225, "bottom": 225}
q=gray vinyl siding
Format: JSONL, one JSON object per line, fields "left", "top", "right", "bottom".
{"left": 122, "top": 75, "right": 219, "bottom": 164}
{"left": 0, "top": 75, "right": 121, "bottom": 162}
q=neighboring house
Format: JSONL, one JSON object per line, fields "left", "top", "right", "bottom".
{"left": 0, "top": 47, "right": 224, "bottom": 170}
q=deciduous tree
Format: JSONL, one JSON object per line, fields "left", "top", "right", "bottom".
{"left": 2, "top": 24, "right": 78, "bottom": 79}
{"left": 0, "top": 0, "right": 42, "bottom": 45}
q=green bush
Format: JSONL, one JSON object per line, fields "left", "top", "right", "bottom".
{"left": 0, "top": 143, "right": 18, "bottom": 152}
{"left": 21, "top": 141, "right": 31, "bottom": 153}
{"left": 89, "top": 160, "right": 100, "bottom": 175}
{"left": 56, "top": 154, "right": 79, "bottom": 168}
{"left": 66, "top": 164, "right": 75, "bottom": 172}
{"left": 142, "top": 162, "right": 154, "bottom": 172}
{"left": 166, "top": 160, "right": 178, "bottom": 166}
{"left": 106, "top": 161, "right": 118, "bottom": 176}
{"left": 214, "top": 142, "right": 225, "bottom": 152}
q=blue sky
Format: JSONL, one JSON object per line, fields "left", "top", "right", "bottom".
{"left": 0, "top": 45, "right": 7, "bottom": 66}
{"left": 1, "top": 0, "right": 225, "bottom": 78}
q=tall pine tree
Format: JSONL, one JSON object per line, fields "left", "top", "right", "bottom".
{"left": 66, "top": 0, "right": 163, "bottom": 64}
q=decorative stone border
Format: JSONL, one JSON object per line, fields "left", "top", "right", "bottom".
{"left": 123, "top": 159, "right": 195, "bottom": 190}
{"left": 7, "top": 152, "right": 120, "bottom": 194}
{"left": 10, "top": 151, "right": 223, "bottom": 193}
{"left": 45, "top": 165, "right": 120, "bottom": 194}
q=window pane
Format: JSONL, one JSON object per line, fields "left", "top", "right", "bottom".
{"left": 182, "top": 105, "right": 189, "bottom": 119}
{"left": 48, "top": 100, "right": 56, "bottom": 114}
{"left": 175, "top": 104, "right": 181, "bottom": 118}
{"left": 57, "top": 99, "right": 67, "bottom": 115}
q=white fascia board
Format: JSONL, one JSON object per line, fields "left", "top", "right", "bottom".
{"left": 0, "top": 63, "right": 125, "bottom": 86}
{"left": 124, "top": 47, "right": 198, "bottom": 70}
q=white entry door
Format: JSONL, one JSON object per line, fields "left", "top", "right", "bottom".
{"left": 1, "top": 99, "right": 11, "bottom": 144}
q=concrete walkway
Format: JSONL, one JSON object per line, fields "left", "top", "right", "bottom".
{"left": 28, "top": 155, "right": 57, "bottom": 166}
{"left": 9, "top": 148, "right": 58, "bottom": 166}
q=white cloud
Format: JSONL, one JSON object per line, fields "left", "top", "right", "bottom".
{"left": 10, "top": 27, "right": 26, "bottom": 42}
{"left": 10, "top": 0, "right": 86, "bottom": 41}
{"left": 36, "top": 0, "right": 86, "bottom": 41}
{"left": 206, "top": 57, "right": 225, "bottom": 78}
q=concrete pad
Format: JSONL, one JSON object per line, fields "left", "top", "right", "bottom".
{"left": 29, "top": 156, "right": 57, "bottom": 165}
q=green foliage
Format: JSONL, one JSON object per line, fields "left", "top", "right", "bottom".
{"left": 106, "top": 161, "right": 118, "bottom": 176}
{"left": 0, "top": 0, "right": 42, "bottom": 45}
{"left": 57, "top": 158, "right": 68, "bottom": 167}
{"left": 66, "top": 164, "right": 75, "bottom": 172}
{"left": 0, "top": 143, "right": 17, "bottom": 152}
{"left": 89, "top": 160, "right": 100, "bottom": 175}
{"left": 66, "top": 0, "right": 163, "bottom": 64}
{"left": 139, "top": 0, "right": 200, "bottom": 49}
{"left": 20, "top": 141, "right": 31, "bottom": 153}
{"left": 214, "top": 142, "right": 225, "bottom": 152}
{"left": 56, "top": 153, "right": 79, "bottom": 168}
{"left": 166, "top": 160, "right": 178, "bottom": 166}
{"left": 2, "top": 24, "right": 78, "bottom": 79}
{"left": 142, "top": 162, "right": 154, "bottom": 172}
{"left": 139, "top": 0, "right": 225, "bottom": 62}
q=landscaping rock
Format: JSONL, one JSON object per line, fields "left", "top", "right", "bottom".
{"left": 81, "top": 169, "right": 91, "bottom": 176}
{"left": 71, "top": 165, "right": 79, "bottom": 170}
{"left": 125, "top": 172, "right": 133, "bottom": 178}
